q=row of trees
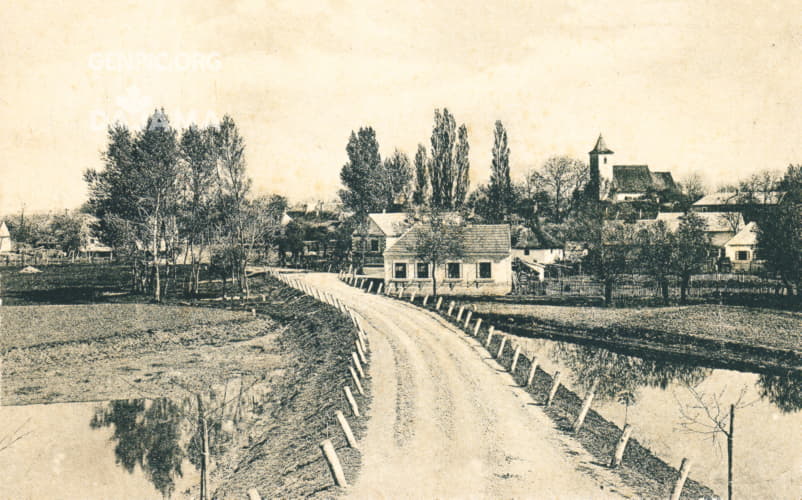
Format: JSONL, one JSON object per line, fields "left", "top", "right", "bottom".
{"left": 85, "top": 110, "right": 286, "bottom": 300}
{"left": 1, "top": 209, "right": 91, "bottom": 256}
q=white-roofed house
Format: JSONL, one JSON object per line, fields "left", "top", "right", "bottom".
{"left": 724, "top": 222, "right": 762, "bottom": 272}
{"left": 0, "top": 221, "right": 14, "bottom": 253}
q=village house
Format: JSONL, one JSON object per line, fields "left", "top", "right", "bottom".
{"left": 723, "top": 222, "right": 762, "bottom": 272}
{"left": 653, "top": 212, "right": 745, "bottom": 249}
{"left": 589, "top": 135, "right": 678, "bottom": 202}
{"left": 510, "top": 226, "right": 564, "bottom": 280}
{"left": 383, "top": 223, "right": 512, "bottom": 296}
{"left": 352, "top": 212, "right": 412, "bottom": 276}
{"left": 691, "top": 191, "right": 784, "bottom": 222}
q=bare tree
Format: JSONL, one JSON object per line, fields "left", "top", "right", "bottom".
{"left": 675, "top": 384, "right": 756, "bottom": 500}
{"left": 530, "top": 156, "right": 588, "bottom": 223}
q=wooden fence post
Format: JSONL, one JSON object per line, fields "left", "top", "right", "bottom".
{"left": 344, "top": 386, "right": 360, "bottom": 417}
{"left": 669, "top": 458, "right": 692, "bottom": 500}
{"left": 355, "top": 340, "right": 367, "bottom": 365}
{"left": 472, "top": 318, "right": 482, "bottom": 336}
{"left": 546, "top": 371, "right": 562, "bottom": 407}
{"left": 320, "top": 439, "right": 348, "bottom": 487}
{"left": 367, "top": 282, "right": 374, "bottom": 293}
{"left": 377, "top": 283, "right": 383, "bottom": 295}
{"left": 435, "top": 297, "right": 443, "bottom": 310}
{"left": 423, "top": 295, "right": 429, "bottom": 306}
{"left": 410, "top": 291, "right": 416, "bottom": 303}
{"left": 349, "top": 366, "right": 365, "bottom": 395}
{"left": 496, "top": 336, "right": 507, "bottom": 359}
{"left": 526, "top": 356, "right": 539, "bottom": 386}
{"left": 335, "top": 410, "right": 359, "bottom": 449}
{"left": 572, "top": 378, "right": 600, "bottom": 432}
{"left": 463, "top": 310, "right": 473, "bottom": 329}
{"left": 351, "top": 352, "right": 365, "bottom": 379}
{"left": 609, "top": 424, "right": 633, "bottom": 468}
{"left": 510, "top": 346, "right": 521, "bottom": 373}
{"left": 447, "top": 302, "right": 455, "bottom": 316}
{"left": 456, "top": 305, "right": 465, "bottom": 321}
{"left": 485, "top": 326, "right": 495, "bottom": 347}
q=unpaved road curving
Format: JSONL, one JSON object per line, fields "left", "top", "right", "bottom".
{"left": 299, "top": 273, "right": 638, "bottom": 499}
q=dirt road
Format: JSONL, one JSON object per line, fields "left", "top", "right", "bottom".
{"left": 300, "top": 273, "right": 637, "bottom": 499}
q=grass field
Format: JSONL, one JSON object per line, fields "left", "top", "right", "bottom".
{"left": 472, "top": 302, "right": 802, "bottom": 354}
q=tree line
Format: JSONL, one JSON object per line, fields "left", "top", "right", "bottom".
{"left": 84, "top": 110, "right": 287, "bottom": 300}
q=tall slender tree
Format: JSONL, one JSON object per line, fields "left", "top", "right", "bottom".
{"left": 413, "top": 144, "right": 430, "bottom": 206}
{"left": 488, "top": 120, "right": 512, "bottom": 222}
{"left": 454, "top": 124, "right": 470, "bottom": 207}
{"left": 383, "top": 149, "right": 412, "bottom": 208}
{"left": 429, "top": 109, "right": 456, "bottom": 209}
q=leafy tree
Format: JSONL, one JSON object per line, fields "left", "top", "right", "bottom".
{"left": 85, "top": 110, "right": 181, "bottom": 301}
{"left": 213, "top": 115, "right": 253, "bottom": 294}
{"left": 588, "top": 220, "right": 638, "bottom": 306}
{"left": 178, "top": 124, "right": 217, "bottom": 295}
{"left": 383, "top": 149, "right": 412, "bottom": 209}
{"left": 339, "top": 127, "right": 385, "bottom": 269}
{"left": 413, "top": 211, "right": 465, "bottom": 297}
{"left": 530, "top": 156, "right": 588, "bottom": 223}
{"left": 635, "top": 220, "right": 675, "bottom": 302}
{"left": 49, "top": 211, "right": 84, "bottom": 256}
{"left": 339, "top": 127, "right": 385, "bottom": 215}
{"left": 428, "top": 108, "right": 470, "bottom": 210}
{"left": 412, "top": 144, "right": 430, "bottom": 206}
{"left": 756, "top": 202, "right": 802, "bottom": 296}
{"left": 672, "top": 212, "right": 713, "bottom": 303}
{"left": 487, "top": 120, "right": 512, "bottom": 223}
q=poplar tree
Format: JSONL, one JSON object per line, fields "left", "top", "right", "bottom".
{"left": 488, "top": 120, "right": 512, "bottom": 222}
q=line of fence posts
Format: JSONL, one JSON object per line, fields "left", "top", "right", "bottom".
{"left": 263, "top": 273, "right": 372, "bottom": 494}
{"left": 359, "top": 286, "right": 695, "bottom": 500}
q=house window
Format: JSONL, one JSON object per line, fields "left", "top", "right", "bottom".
{"left": 416, "top": 262, "right": 429, "bottom": 278}
{"left": 736, "top": 250, "right": 749, "bottom": 261}
{"left": 447, "top": 262, "right": 461, "bottom": 279}
{"left": 478, "top": 262, "right": 492, "bottom": 279}
{"left": 370, "top": 239, "right": 379, "bottom": 252}
{"left": 394, "top": 262, "right": 407, "bottom": 279}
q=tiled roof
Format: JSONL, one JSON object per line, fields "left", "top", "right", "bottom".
{"left": 650, "top": 171, "right": 676, "bottom": 191}
{"left": 385, "top": 223, "right": 510, "bottom": 256}
{"left": 613, "top": 165, "right": 653, "bottom": 192}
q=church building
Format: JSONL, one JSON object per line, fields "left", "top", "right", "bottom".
{"left": 589, "top": 135, "right": 678, "bottom": 202}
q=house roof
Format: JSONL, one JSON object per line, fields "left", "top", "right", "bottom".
{"left": 0, "top": 221, "right": 9, "bottom": 238}
{"left": 613, "top": 165, "right": 653, "bottom": 192}
{"left": 589, "top": 134, "right": 614, "bottom": 154}
{"left": 511, "top": 225, "right": 562, "bottom": 249}
{"left": 650, "top": 171, "right": 676, "bottom": 191}
{"left": 654, "top": 212, "right": 744, "bottom": 232}
{"left": 692, "top": 191, "right": 785, "bottom": 206}
{"left": 385, "top": 223, "right": 510, "bottom": 256}
{"left": 725, "top": 222, "right": 758, "bottom": 247}
{"left": 368, "top": 212, "right": 411, "bottom": 236}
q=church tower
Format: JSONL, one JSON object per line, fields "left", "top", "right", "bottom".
{"left": 588, "top": 134, "right": 614, "bottom": 200}
{"left": 589, "top": 134, "right": 614, "bottom": 181}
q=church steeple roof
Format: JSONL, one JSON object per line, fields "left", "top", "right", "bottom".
{"left": 589, "top": 134, "right": 614, "bottom": 154}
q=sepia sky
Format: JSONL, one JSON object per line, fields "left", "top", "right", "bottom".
{"left": 2, "top": 0, "right": 802, "bottom": 214}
